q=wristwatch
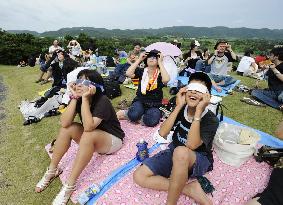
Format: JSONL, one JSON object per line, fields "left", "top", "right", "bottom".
{"left": 193, "top": 117, "right": 201, "bottom": 122}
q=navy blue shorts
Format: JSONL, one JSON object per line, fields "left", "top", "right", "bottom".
{"left": 143, "top": 144, "right": 211, "bottom": 178}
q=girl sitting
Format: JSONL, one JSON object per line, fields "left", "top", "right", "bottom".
{"left": 35, "top": 69, "right": 125, "bottom": 205}
{"left": 117, "top": 50, "right": 170, "bottom": 127}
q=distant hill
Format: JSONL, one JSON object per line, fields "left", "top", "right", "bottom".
{"left": 7, "top": 26, "right": 283, "bottom": 39}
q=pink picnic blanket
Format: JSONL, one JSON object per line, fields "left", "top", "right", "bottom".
{"left": 45, "top": 120, "right": 272, "bottom": 205}
{"left": 45, "top": 121, "right": 159, "bottom": 203}
{"left": 96, "top": 153, "right": 271, "bottom": 205}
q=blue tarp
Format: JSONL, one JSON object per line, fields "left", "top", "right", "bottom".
{"left": 175, "top": 76, "right": 240, "bottom": 97}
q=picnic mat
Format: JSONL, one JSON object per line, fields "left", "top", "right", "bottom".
{"left": 211, "top": 80, "right": 241, "bottom": 97}
{"left": 45, "top": 121, "right": 159, "bottom": 203}
{"left": 95, "top": 151, "right": 271, "bottom": 205}
{"left": 45, "top": 117, "right": 281, "bottom": 204}
{"left": 94, "top": 116, "right": 277, "bottom": 205}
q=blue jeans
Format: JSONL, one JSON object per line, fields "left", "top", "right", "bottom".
{"left": 110, "top": 63, "right": 130, "bottom": 83}
{"left": 195, "top": 60, "right": 211, "bottom": 73}
{"left": 208, "top": 73, "right": 237, "bottom": 87}
{"left": 127, "top": 101, "right": 161, "bottom": 127}
{"left": 251, "top": 89, "right": 283, "bottom": 109}
{"left": 39, "top": 60, "right": 47, "bottom": 72}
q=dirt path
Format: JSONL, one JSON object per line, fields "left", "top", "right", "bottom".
{"left": 0, "top": 75, "right": 6, "bottom": 122}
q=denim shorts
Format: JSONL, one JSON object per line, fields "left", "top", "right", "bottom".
{"left": 143, "top": 144, "right": 211, "bottom": 178}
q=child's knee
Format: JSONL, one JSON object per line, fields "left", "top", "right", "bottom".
{"left": 133, "top": 167, "right": 147, "bottom": 187}
{"left": 127, "top": 109, "right": 143, "bottom": 122}
{"left": 143, "top": 110, "right": 161, "bottom": 127}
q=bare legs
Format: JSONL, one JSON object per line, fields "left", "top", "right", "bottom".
{"left": 134, "top": 146, "right": 212, "bottom": 205}
{"left": 67, "top": 129, "right": 112, "bottom": 185}
{"left": 36, "top": 123, "right": 113, "bottom": 192}
{"left": 49, "top": 123, "right": 83, "bottom": 170}
{"left": 167, "top": 147, "right": 196, "bottom": 205}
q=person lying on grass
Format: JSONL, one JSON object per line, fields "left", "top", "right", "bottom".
{"left": 133, "top": 72, "right": 219, "bottom": 205}
{"left": 116, "top": 49, "right": 170, "bottom": 127}
{"left": 35, "top": 69, "right": 125, "bottom": 205}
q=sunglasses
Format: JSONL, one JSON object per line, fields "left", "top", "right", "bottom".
{"left": 75, "top": 79, "right": 104, "bottom": 92}
{"left": 148, "top": 56, "right": 158, "bottom": 60}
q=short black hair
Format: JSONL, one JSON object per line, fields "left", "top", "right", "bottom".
{"left": 244, "top": 49, "right": 254, "bottom": 57}
{"left": 203, "top": 48, "right": 208, "bottom": 53}
{"left": 270, "top": 47, "right": 283, "bottom": 61}
{"left": 188, "top": 72, "right": 212, "bottom": 94}
{"left": 133, "top": 42, "right": 141, "bottom": 47}
{"left": 143, "top": 49, "right": 160, "bottom": 67}
{"left": 214, "top": 39, "right": 228, "bottom": 50}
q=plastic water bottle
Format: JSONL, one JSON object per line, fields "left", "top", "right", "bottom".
{"left": 77, "top": 184, "right": 101, "bottom": 205}
{"left": 136, "top": 139, "right": 149, "bottom": 162}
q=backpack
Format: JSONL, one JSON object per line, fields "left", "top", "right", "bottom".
{"left": 106, "top": 56, "right": 116, "bottom": 67}
{"left": 255, "top": 146, "right": 283, "bottom": 167}
{"left": 103, "top": 77, "right": 121, "bottom": 99}
{"left": 28, "top": 56, "right": 36, "bottom": 67}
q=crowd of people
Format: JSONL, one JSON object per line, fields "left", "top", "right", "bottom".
{"left": 25, "top": 38, "right": 283, "bottom": 205}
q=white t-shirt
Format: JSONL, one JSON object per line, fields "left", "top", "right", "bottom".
{"left": 237, "top": 56, "right": 255, "bottom": 73}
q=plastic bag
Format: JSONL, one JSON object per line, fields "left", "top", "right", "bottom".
{"left": 213, "top": 123, "right": 260, "bottom": 167}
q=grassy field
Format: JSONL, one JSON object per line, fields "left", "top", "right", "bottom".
{"left": 0, "top": 65, "right": 282, "bottom": 205}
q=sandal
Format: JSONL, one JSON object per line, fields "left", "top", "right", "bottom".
{"left": 235, "top": 85, "right": 250, "bottom": 93}
{"left": 35, "top": 79, "right": 44, "bottom": 83}
{"left": 240, "top": 97, "right": 266, "bottom": 107}
{"left": 52, "top": 184, "right": 76, "bottom": 205}
{"left": 35, "top": 167, "right": 63, "bottom": 193}
{"left": 40, "top": 80, "right": 49, "bottom": 85}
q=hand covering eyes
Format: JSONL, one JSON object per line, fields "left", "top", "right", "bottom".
{"left": 75, "top": 79, "right": 104, "bottom": 92}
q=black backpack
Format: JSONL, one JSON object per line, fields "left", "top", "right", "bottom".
{"left": 106, "top": 56, "right": 116, "bottom": 67}
{"left": 103, "top": 77, "right": 121, "bottom": 99}
{"left": 255, "top": 146, "right": 283, "bottom": 167}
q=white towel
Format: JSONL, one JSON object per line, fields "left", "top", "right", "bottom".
{"left": 141, "top": 68, "right": 149, "bottom": 95}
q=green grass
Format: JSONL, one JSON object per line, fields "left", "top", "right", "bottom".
{"left": 0, "top": 65, "right": 282, "bottom": 205}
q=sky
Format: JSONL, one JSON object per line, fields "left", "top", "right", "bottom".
{"left": 0, "top": 0, "right": 282, "bottom": 32}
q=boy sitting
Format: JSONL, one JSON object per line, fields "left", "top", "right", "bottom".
{"left": 133, "top": 72, "right": 219, "bottom": 205}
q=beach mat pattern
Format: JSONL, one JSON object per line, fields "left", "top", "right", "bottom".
{"left": 93, "top": 116, "right": 279, "bottom": 204}
{"left": 45, "top": 121, "right": 159, "bottom": 203}
{"left": 45, "top": 117, "right": 282, "bottom": 204}
{"left": 95, "top": 152, "right": 271, "bottom": 205}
